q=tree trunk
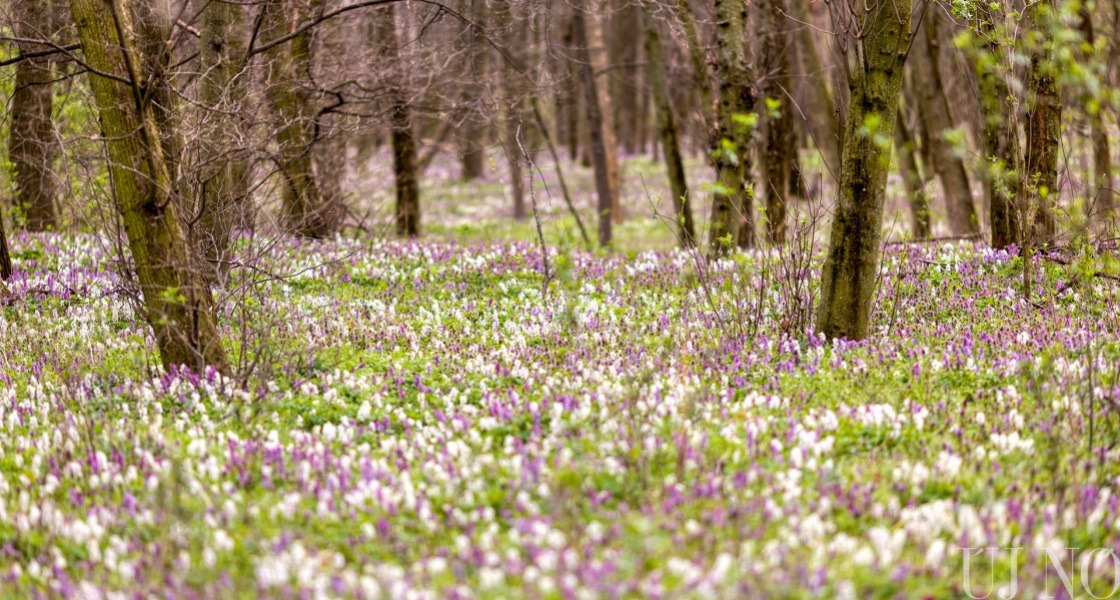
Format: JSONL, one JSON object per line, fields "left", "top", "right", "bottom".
{"left": 196, "top": 0, "right": 251, "bottom": 281}
{"left": 1078, "top": 4, "right": 1115, "bottom": 224}
{"left": 585, "top": 1, "right": 623, "bottom": 224}
{"left": 262, "top": 0, "right": 334, "bottom": 238}
{"left": 69, "top": 0, "right": 229, "bottom": 373}
{"left": 9, "top": 0, "right": 59, "bottom": 230}
{"left": 708, "top": 0, "right": 755, "bottom": 255}
{"left": 132, "top": 0, "right": 183, "bottom": 192}
{"left": 0, "top": 215, "right": 12, "bottom": 280}
{"left": 894, "top": 104, "right": 931, "bottom": 239}
{"left": 377, "top": 5, "right": 420, "bottom": 237}
{"left": 912, "top": 8, "right": 978, "bottom": 236}
{"left": 815, "top": 0, "right": 911, "bottom": 341}
{"left": 760, "top": 0, "right": 795, "bottom": 245}
{"left": 790, "top": 0, "right": 841, "bottom": 178}
{"left": 572, "top": 0, "right": 614, "bottom": 247}
{"left": 459, "top": 0, "right": 488, "bottom": 181}
{"left": 643, "top": 3, "right": 695, "bottom": 247}
{"left": 1023, "top": 1, "right": 1062, "bottom": 246}
{"left": 496, "top": 0, "right": 527, "bottom": 221}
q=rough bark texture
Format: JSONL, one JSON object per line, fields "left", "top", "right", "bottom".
{"left": 760, "top": 0, "right": 795, "bottom": 245}
{"left": 69, "top": 0, "right": 229, "bottom": 373}
{"left": 912, "top": 9, "right": 978, "bottom": 236}
{"left": 133, "top": 0, "right": 183, "bottom": 191}
{"left": 972, "top": 4, "right": 1020, "bottom": 250}
{"left": 791, "top": 0, "right": 841, "bottom": 178}
{"left": 815, "top": 0, "right": 910, "bottom": 341}
{"left": 262, "top": 0, "right": 334, "bottom": 238}
{"left": 9, "top": 0, "right": 59, "bottom": 230}
{"left": 572, "top": 0, "right": 614, "bottom": 247}
{"left": 894, "top": 104, "right": 931, "bottom": 239}
{"left": 708, "top": 0, "right": 755, "bottom": 255}
{"left": 643, "top": 3, "right": 695, "bottom": 247}
{"left": 196, "top": 0, "right": 251, "bottom": 281}
{"left": 1023, "top": 1, "right": 1061, "bottom": 245}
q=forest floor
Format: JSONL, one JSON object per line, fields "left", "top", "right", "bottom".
{"left": 3, "top": 213, "right": 1120, "bottom": 597}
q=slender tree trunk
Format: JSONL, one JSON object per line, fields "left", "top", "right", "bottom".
{"left": 1078, "top": 4, "right": 1115, "bottom": 224}
{"left": 816, "top": 0, "right": 911, "bottom": 341}
{"left": 69, "top": 0, "right": 229, "bottom": 373}
{"left": 912, "top": 8, "right": 978, "bottom": 236}
{"left": 262, "top": 0, "right": 333, "bottom": 238}
{"left": 676, "top": 0, "right": 714, "bottom": 134}
{"left": 196, "top": 0, "right": 250, "bottom": 281}
{"left": 460, "top": 0, "right": 488, "bottom": 181}
{"left": 496, "top": 0, "right": 527, "bottom": 221}
{"left": 760, "top": 0, "right": 795, "bottom": 245}
{"left": 708, "top": 0, "right": 755, "bottom": 255}
{"left": 9, "top": 0, "right": 59, "bottom": 230}
{"left": 643, "top": 3, "right": 695, "bottom": 247}
{"left": 971, "top": 3, "right": 1020, "bottom": 250}
{"left": 133, "top": 0, "right": 183, "bottom": 192}
{"left": 791, "top": 0, "right": 841, "bottom": 178}
{"left": 0, "top": 217, "right": 10, "bottom": 280}
{"left": 1023, "top": 1, "right": 1062, "bottom": 245}
{"left": 377, "top": 5, "right": 420, "bottom": 237}
{"left": 572, "top": 0, "right": 614, "bottom": 247}
{"left": 894, "top": 104, "right": 931, "bottom": 239}
{"left": 585, "top": 1, "right": 623, "bottom": 223}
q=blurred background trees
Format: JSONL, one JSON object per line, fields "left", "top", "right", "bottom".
{"left": 1, "top": 0, "right": 1119, "bottom": 362}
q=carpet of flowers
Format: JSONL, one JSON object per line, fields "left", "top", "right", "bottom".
{"left": 2, "top": 231, "right": 1120, "bottom": 599}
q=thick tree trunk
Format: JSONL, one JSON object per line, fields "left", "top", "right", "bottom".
{"left": 790, "top": 0, "right": 841, "bottom": 178}
{"left": 9, "top": 0, "right": 59, "bottom": 230}
{"left": 894, "top": 104, "right": 931, "bottom": 239}
{"left": 972, "top": 4, "right": 1020, "bottom": 250}
{"left": 760, "top": 0, "right": 796, "bottom": 245}
{"left": 572, "top": 0, "right": 614, "bottom": 247}
{"left": 643, "top": 3, "right": 695, "bottom": 247}
{"left": 69, "top": 0, "right": 229, "bottom": 373}
{"left": 262, "top": 0, "right": 334, "bottom": 238}
{"left": 912, "top": 9, "right": 978, "bottom": 236}
{"left": 708, "top": 0, "right": 755, "bottom": 255}
{"left": 816, "top": 0, "right": 910, "bottom": 341}
{"left": 196, "top": 0, "right": 251, "bottom": 281}
{"left": 1023, "top": 1, "right": 1062, "bottom": 245}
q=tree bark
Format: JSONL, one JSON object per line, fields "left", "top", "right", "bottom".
{"left": 1078, "top": 3, "right": 1115, "bottom": 224}
{"left": 894, "top": 104, "right": 931, "bottom": 239}
{"left": 760, "top": 0, "right": 796, "bottom": 245}
{"left": 262, "top": 0, "right": 334, "bottom": 238}
{"left": 495, "top": 0, "right": 527, "bottom": 221}
{"left": 69, "top": 0, "right": 229, "bottom": 373}
{"left": 912, "top": 8, "right": 978, "bottom": 236}
{"left": 815, "top": 0, "right": 910, "bottom": 341}
{"left": 196, "top": 0, "right": 251, "bottom": 281}
{"left": 8, "top": 0, "right": 59, "bottom": 230}
{"left": 971, "top": 3, "right": 1020, "bottom": 250}
{"left": 585, "top": 0, "right": 623, "bottom": 224}
{"left": 708, "top": 0, "right": 755, "bottom": 255}
{"left": 0, "top": 215, "right": 12, "bottom": 280}
{"left": 459, "top": 0, "right": 488, "bottom": 181}
{"left": 643, "top": 2, "right": 695, "bottom": 247}
{"left": 377, "top": 5, "right": 420, "bottom": 237}
{"left": 1023, "top": 1, "right": 1062, "bottom": 245}
{"left": 790, "top": 0, "right": 841, "bottom": 178}
{"left": 572, "top": 0, "right": 614, "bottom": 247}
